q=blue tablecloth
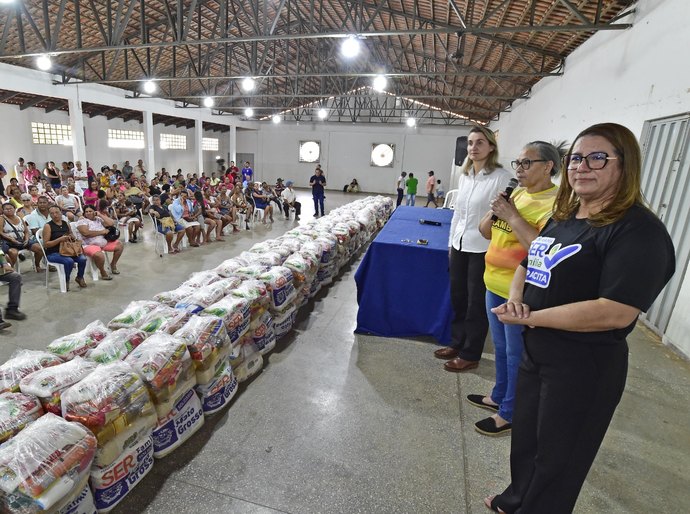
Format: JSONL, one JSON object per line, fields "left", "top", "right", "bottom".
{"left": 355, "top": 206, "right": 453, "bottom": 343}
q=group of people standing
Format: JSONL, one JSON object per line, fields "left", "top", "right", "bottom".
{"left": 396, "top": 171, "right": 443, "bottom": 208}
{"left": 435, "top": 123, "right": 675, "bottom": 512}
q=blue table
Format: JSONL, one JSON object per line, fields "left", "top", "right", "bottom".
{"left": 355, "top": 206, "right": 453, "bottom": 344}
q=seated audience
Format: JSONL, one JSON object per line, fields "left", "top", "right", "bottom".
{"left": 83, "top": 181, "right": 100, "bottom": 208}
{"left": 113, "top": 192, "right": 143, "bottom": 243}
{"left": 42, "top": 205, "right": 87, "bottom": 290}
{"left": 230, "top": 186, "right": 252, "bottom": 230}
{"left": 0, "top": 203, "right": 42, "bottom": 269}
{"left": 280, "top": 181, "right": 301, "bottom": 221}
{"left": 170, "top": 190, "right": 201, "bottom": 246}
{"left": 347, "top": 179, "right": 360, "bottom": 193}
{"left": 149, "top": 195, "right": 186, "bottom": 254}
{"left": 193, "top": 190, "right": 224, "bottom": 243}
{"left": 251, "top": 182, "right": 274, "bottom": 224}
{"left": 55, "top": 186, "right": 81, "bottom": 221}
{"left": 76, "top": 205, "right": 123, "bottom": 280}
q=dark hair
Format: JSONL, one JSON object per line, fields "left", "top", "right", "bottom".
{"left": 523, "top": 140, "right": 567, "bottom": 177}
{"left": 83, "top": 205, "right": 96, "bottom": 213}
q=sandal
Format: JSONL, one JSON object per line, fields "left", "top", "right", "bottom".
{"left": 110, "top": 268, "right": 120, "bottom": 275}
{"left": 100, "top": 273, "right": 113, "bottom": 281}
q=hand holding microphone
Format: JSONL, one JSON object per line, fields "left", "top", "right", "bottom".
{"left": 490, "top": 178, "right": 519, "bottom": 222}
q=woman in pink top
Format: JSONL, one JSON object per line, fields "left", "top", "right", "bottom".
{"left": 22, "top": 162, "right": 40, "bottom": 188}
{"left": 82, "top": 181, "right": 100, "bottom": 208}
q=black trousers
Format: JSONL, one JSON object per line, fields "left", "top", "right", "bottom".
{"left": 396, "top": 188, "right": 404, "bottom": 207}
{"left": 449, "top": 245, "right": 488, "bottom": 360}
{"left": 493, "top": 332, "right": 628, "bottom": 513}
{"left": 0, "top": 271, "right": 21, "bottom": 320}
{"left": 283, "top": 200, "right": 301, "bottom": 217}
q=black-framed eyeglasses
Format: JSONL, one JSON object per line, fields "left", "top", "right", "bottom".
{"left": 510, "top": 159, "right": 547, "bottom": 170}
{"left": 566, "top": 152, "right": 618, "bottom": 170}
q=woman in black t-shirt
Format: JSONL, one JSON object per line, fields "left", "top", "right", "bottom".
{"left": 485, "top": 123, "right": 675, "bottom": 514}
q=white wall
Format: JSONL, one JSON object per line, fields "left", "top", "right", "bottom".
{"left": 237, "top": 123, "right": 468, "bottom": 193}
{"left": 0, "top": 102, "right": 229, "bottom": 177}
{"left": 489, "top": 0, "right": 690, "bottom": 356}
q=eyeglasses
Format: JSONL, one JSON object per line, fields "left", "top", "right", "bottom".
{"left": 566, "top": 152, "right": 618, "bottom": 170}
{"left": 511, "top": 159, "right": 547, "bottom": 170}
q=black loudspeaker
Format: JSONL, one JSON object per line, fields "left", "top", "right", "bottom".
{"left": 454, "top": 136, "right": 468, "bottom": 166}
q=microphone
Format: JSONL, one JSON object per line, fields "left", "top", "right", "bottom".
{"left": 419, "top": 219, "right": 442, "bottom": 226}
{"left": 491, "top": 178, "right": 519, "bottom": 222}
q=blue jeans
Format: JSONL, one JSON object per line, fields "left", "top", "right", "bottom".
{"left": 47, "top": 253, "right": 87, "bottom": 282}
{"left": 406, "top": 194, "right": 416, "bottom": 206}
{"left": 486, "top": 290, "right": 525, "bottom": 422}
{"left": 313, "top": 195, "right": 324, "bottom": 216}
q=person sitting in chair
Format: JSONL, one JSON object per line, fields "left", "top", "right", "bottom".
{"left": 346, "top": 179, "right": 360, "bottom": 193}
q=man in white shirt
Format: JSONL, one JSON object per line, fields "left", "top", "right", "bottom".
{"left": 134, "top": 159, "right": 146, "bottom": 177}
{"left": 280, "top": 181, "right": 301, "bottom": 220}
{"left": 395, "top": 172, "right": 407, "bottom": 207}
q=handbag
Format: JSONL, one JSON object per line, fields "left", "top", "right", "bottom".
{"left": 104, "top": 226, "right": 120, "bottom": 242}
{"left": 160, "top": 217, "right": 175, "bottom": 230}
{"left": 59, "top": 237, "right": 83, "bottom": 257}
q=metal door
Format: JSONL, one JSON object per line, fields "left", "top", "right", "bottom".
{"left": 639, "top": 113, "right": 690, "bottom": 333}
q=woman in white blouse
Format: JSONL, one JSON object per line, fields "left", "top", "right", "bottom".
{"left": 435, "top": 126, "right": 512, "bottom": 372}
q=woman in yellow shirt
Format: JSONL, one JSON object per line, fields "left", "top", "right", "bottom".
{"left": 470, "top": 141, "right": 563, "bottom": 436}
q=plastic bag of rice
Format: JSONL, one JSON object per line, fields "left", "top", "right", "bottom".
{"left": 47, "top": 321, "right": 110, "bottom": 361}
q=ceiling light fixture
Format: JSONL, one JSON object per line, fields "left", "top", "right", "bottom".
{"left": 373, "top": 74, "right": 387, "bottom": 92}
{"left": 0, "top": 0, "right": 16, "bottom": 5}
{"left": 406, "top": 117, "right": 416, "bottom": 127}
{"left": 36, "top": 54, "right": 52, "bottom": 71}
{"left": 143, "top": 80, "right": 157, "bottom": 94}
{"left": 241, "top": 77, "right": 256, "bottom": 92}
{"left": 340, "top": 36, "right": 361, "bottom": 58}
{"left": 244, "top": 107, "right": 254, "bottom": 117}
{"left": 203, "top": 97, "right": 214, "bottom": 108}
{"left": 317, "top": 108, "right": 328, "bottom": 120}
{"left": 272, "top": 114, "right": 281, "bottom": 124}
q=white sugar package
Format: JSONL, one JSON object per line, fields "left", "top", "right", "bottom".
{"left": 137, "top": 305, "right": 190, "bottom": 334}
{"left": 153, "top": 285, "right": 197, "bottom": 307}
{"left": 0, "top": 413, "right": 97, "bottom": 512}
{"left": 125, "top": 333, "right": 195, "bottom": 418}
{"left": 180, "top": 270, "right": 220, "bottom": 289}
{"left": 213, "top": 258, "right": 245, "bottom": 278}
{"left": 47, "top": 321, "right": 110, "bottom": 361}
{"left": 195, "top": 362, "right": 238, "bottom": 415}
{"left": 252, "top": 311, "right": 276, "bottom": 355}
{"left": 0, "top": 392, "right": 44, "bottom": 444}
{"left": 152, "top": 388, "right": 204, "bottom": 458}
{"left": 90, "top": 435, "right": 153, "bottom": 512}
{"left": 258, "top": 266, "right": 296, "bottom": 312}
{"left": 0, "top": 350, "right": 63, "bottom": 394}
{"left": 20, "top": 357, "right": 98, "bottom": 415}
{"left": 86, "top": 328, "right": 148, "bottom": 364}
{"left": 201, "top": 296, "right": 250, "bottom": 344}
{"left": 61, "top": 362, "right": 157, "bottom": 469}
{"left": 108, "top": 301, "right": 160, "bottom": 329}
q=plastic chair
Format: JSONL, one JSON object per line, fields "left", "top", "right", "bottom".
{"left": 149, "top": 213, "right": 169, "bottom": 257}
{"left": 118, "top": 218, "right": 131, "bottom": 243}
{"left": 443, "top": 189, "right": 458, "bottom": 209}
{"left": 69, "top": 222, "right": 100, "bottom": 282}
{"left": 35, "top": 231, "right": 70, "bottom": 293}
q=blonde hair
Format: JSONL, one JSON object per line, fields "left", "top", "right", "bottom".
{"left": 552, "top": 123, "right": 646, "bottom": 226}
{"left": 462, "top": 126, "right": 502, "bottom": 175}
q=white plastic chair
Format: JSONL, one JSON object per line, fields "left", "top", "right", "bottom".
{"left": 69, "top": 222, "right": 100, "bottom": 282}
{"left": 149, "top": 213, "right": 169, "bottom": 257}
{"left": 36, "top": 230, "right": 70, "bottom": 293}
{"left": 443, "top": 189, "right": 459, "bottom": 209}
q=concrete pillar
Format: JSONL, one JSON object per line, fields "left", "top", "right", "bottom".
{"left": 68, "top": 96, "right": 87, "bottom": 165}
{"left": 229, "top": 125, "right": 236, "bottom": 164}
{"left": 143, "top": 110, "right": 155, "bottom": 179}
{"left": 195, "top": 119, "right": 204, "bottom": 175}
